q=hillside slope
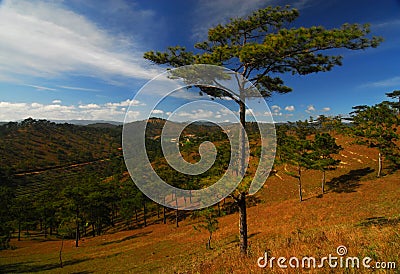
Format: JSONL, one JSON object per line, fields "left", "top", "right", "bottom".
{"left": 0, "top": 118, "right": 121, "bottom": 173}
{"left": 1, "top": 134, "right": 399, "bottom": 273}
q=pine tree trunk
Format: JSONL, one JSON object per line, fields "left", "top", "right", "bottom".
{"left": 163, "top": 206, "right": 167, "bottom": 224}
{"left": 239, "top": 100, "right": 246, "bottom": 176}
{"left": 75, "top": 222, "right": 79, "bottom": 247}
{"left": 298, "top": 167, "right": 303, "bottom": 202}
{"left": 75, "top": 214, "right": 79, "bottom": 247}
{"left": 208, "top": 232, "right": 212, "bottom": 250}
{"left": 238, "top": 193, "right": 248, "bottom": 255}
{"left": 135, "top": 207, "right": 138, "bottom": 223}
{"left": 378, "top": 152, "right": 382, "bottom": 177}
{"left": 175, "top": 193, "right": 179, "bottom": 227}
{"left": 143, "top": 199, "right": 147, "bottom": 227}
{"left": 59, "top": 236, "right": 64, "bottom": 268}
{"left": 18, "top": 222, "right": 21, "bottom": 241}
{"left": 237, "top": 92, "right": 248, "bottom": 256}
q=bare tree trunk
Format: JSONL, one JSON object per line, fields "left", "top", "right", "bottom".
{"left": 378, "top": 152, "right": 382, "bottom": 177}
{"left": 18, "top": 222, "right": 21, "bottom": 241}
{"left": 238, "top": 193, "right": 248, "bottom": 255}
{"left": 322, "top": 170, "right": 326, "bottom": 195}
{"left": 207, "top": 232, "right": 212, "bottom": 250}
{"left": 143, "top": 199, "right": 147, "bottom": 227}
{"left": 134, "top": 206, "right": 138, "bottom": 223}
{"left": 298, "top": 167, "right": 303, "bottom": 202}
{"left": 92, "top": 223, "right": 95, "bottom": 237}
{"left": 59, "top": 236, "right": 64, "bottom": 268}
{"left": 175, "top": 193, "right": 179, "bottom": 227}
{"left": 163, "top": 206, "right": 167, "bottom": 224}
{"left": 75, "top": 209, "right": 79, "bottom": 247}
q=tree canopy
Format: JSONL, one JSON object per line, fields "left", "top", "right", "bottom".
{"left": 145, "top": 6, "right": 382, "bottom": 99}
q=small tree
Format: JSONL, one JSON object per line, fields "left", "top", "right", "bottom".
{"left": 144, "top": 5, "right": 382, "bottom": 255}
{"left": 194, "top": 207, "right": 219, "bottom": 250}
{"left": 278, "top": 133, "right": 313, "bottom": 202}
{"left": 311, "top": 133, "right": 342, "bottom": 195}
{"left": 350, "top": 101, "right": 399, "bottom": 177}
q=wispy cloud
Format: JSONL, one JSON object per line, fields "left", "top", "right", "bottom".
{"left": 191, "top": 0, "right": 317, "bottom": 40}
{"left": 24, "top": 84, "right": 57, "bottom": 91}
{"left": 191, "top": 0, "right": 272, "bottom": 40}
{"left": 372, "top": 19, "right": 400, "bottom": 30}
{"left": 57, "top": 86, "right": 102, "bottom": 92}
{"left": 361, "top": 76, "right": 400, "bottom": 88}
{"left": 0, "top": 0, "right": 161, "bottom": 83}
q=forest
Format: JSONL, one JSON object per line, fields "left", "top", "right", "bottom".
{"left": 0, "top": 91, "right": 399, "bottom": 253}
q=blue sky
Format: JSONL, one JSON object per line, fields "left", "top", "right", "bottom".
{"left": 0, "top": 0, "right": 399, "bottom": 122}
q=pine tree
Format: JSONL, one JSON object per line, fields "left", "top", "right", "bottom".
{"left": 350, "top": 101, "right": 399, "bottom": 177}
{"left": 144, "top": 5, "right": 382, "bottom": 255}
{"left": 311, "top": 133, "right": 342, "bottom": 195}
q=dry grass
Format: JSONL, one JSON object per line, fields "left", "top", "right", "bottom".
{"left": 1, "top": 134, "right": 399, "bottom": 273}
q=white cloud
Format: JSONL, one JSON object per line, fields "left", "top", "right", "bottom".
{"left": 285, "top": 105, "right": 295, "bottom": 111}
{"left": 177, "top": 109, "right": 215, "bottom": 120}
{"left": 78, "top": 103, "right": 101, "bottom": 109}
{"left": 270, "top": 105, "right": 282, "bottom": 116}
{"left": 0, "top": 0, "right": 161, "bottom": 83}
{"left": 306, "top": 105, "right": 316, "bottom": 113}
{"left": 322, "top": 107, "right": 331, "bottom": 112}
{"left": 106, "top": 99, "right": 143, "bottom": 107}
{"left": 151, "top": 109, "right": 164, "bottom": 114}
{"left": 271, "top": 105, "right": 281, "bottom": 112}
{"left": 245, "top": 108, "right": 255, "bottom": 115}
{"left": 0, "top": 99, "right": 146, "bottom": 122}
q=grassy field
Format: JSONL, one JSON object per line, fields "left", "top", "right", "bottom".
{"left": 1, "top": 135, "right": 399, "bottom": 273}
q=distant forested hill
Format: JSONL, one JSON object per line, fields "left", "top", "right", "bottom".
{"left": 0, "top": 118, "right": 122, "bottom": 173}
